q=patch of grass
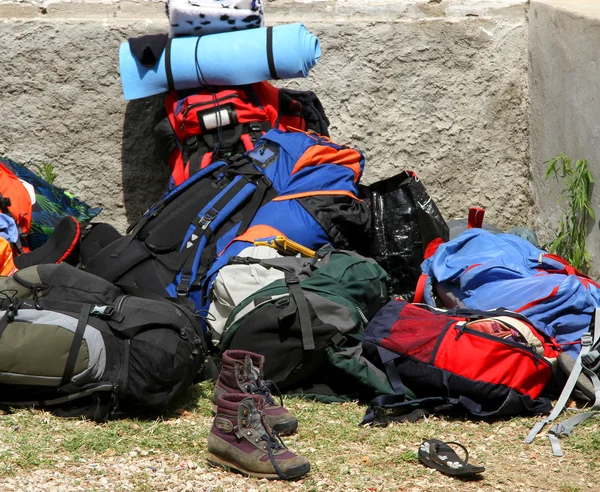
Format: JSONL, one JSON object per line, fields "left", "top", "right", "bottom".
{"left": 1, "top": 384, "right": 600, "bottom": 490}
{"left": 559, "top": 486, "right": 582, "bottom": 492}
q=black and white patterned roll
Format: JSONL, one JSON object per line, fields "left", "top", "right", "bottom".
{"left": 167, "top": 0, "right": 265, "bottom": 38}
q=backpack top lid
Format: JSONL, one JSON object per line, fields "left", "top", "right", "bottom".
{"left": 248, "top": 128, "right": 364, "bottom": 198}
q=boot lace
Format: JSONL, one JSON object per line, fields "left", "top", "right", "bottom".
{"left": 260, "top": 428, "right": 290, "bottom": 480}
{"left": 245, "top": 379, "right": 284, "bottom": 408}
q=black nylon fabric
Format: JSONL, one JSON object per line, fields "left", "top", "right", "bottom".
{"left": 278, "top": 88, "right": 330, "bottom": 136}
{"left": 227, "top": 301, "right": 338, "bottom": 390}
{"left": 296, "top": 195, "right": 371, "bottom": 254}
{"left": 359, "top": 172, "right": 449, "bottom": 300}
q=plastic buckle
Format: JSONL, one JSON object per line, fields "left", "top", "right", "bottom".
{"left": 177, "top": 274, "right": 193, "bottom": 297}
{"left": 285, "top": 276, "right": 300, "bottom": 285}
{"left": 253, "top": 175, "right": 272, "bottom": 188}
{"left": 91, "top": 305, "right": 115, "bottom": 318}
{"left": 330, "top": 332, "right": 347, "bottom": 349}
{"left": 184, "top": 136, "right": 199, "bottom": 151}
{"left": 249, "top": 122, "right": 262, "bottom": 142}
{"left": 199, "top": 207, "right": 218, "bottom": 231}
{"left": 582, "top": 332, "right": 593, "bottom": 348}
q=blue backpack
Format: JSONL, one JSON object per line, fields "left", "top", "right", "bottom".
{"left": 416, "top": 228, "right": 600, "bottom": 358}
{"left": 84, "top": 129, "right": 370, "bottom": 332}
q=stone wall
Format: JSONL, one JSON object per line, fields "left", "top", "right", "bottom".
{"left": 0, "top": 0, "right": 530, "bottom": 234}
{"left": 529, "top": 0, "right": 600, "bottom": 277}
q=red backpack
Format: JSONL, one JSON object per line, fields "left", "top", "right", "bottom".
{"left": 361, "top": 299, "right": 561, "bottom": 425}
{"left": 154, "top": 81, "right": 330, "bottom": 190}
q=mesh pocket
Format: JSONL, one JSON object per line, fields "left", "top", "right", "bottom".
{"left": 381, "top": 304, "right": 449, "bottom": 363}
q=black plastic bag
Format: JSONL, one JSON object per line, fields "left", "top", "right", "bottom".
{"left": 359, "top": 171, "right": 449, "bottom": 300}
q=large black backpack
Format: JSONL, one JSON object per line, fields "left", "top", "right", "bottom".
{"left": 0, "top": 263, "right": 214, "bottom": 421}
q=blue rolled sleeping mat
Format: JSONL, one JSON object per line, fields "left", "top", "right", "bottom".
{"left": 119, "top": 23, "right": 321, "bottom": 101}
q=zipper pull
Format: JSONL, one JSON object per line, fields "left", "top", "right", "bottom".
{"left": 258, "top": 141, "right": 269, "bottom": 155}
{"left": 455, "top": 322, "right": 466, "bottom": 341}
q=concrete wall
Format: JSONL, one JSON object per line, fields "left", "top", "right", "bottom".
{"left": 529, "top": 0, "right": 600, "bottom": 277}
{"left": 0, "top": 0, "right": 530, "bottom": 234}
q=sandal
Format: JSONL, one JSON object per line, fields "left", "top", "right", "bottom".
{"left": 418, "top": 439, "right": 485, "bottom": 477}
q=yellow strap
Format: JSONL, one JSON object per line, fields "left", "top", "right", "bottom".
{"left": 254, "top": 236, "right": 316, "bottom": 258}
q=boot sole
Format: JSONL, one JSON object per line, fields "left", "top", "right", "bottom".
{"left": 206, "top": 452, "right": 309, "bottom": 480}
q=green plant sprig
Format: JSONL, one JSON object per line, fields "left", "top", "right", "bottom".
{"left": 544, "top": 153, "right": 595, "bottom": 272}
{"left": 32, "top": 163, "right": 57, "bottom": 185}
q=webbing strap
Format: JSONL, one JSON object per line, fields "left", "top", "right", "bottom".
{"left": 266, "top": 27, "right": 279, "bottom": 80}
{"left": 524, "top": 332, "right": 593, "bottom": 444}
{"left": 165, "top": 38, "right": 175, "bottom": 92}
{"left": 176, "top": 178, "right": 248, "bottom": 295}
{"left": 525, "top": 308, "right": 600, "bottom": 449}
{"left": 60, "top": 303, "right": 92, "bottom": 387}
{"left": 113, "top": 201, "right": 166, "bottom": 258}
{"left": 236, "top": 176, "right": 271, "bottom": 236}
{"left": 285, "top": 274, "right": 315, "bottom": 351}
{"left": 548, "top": 412, "right": 600, "bottom": 456}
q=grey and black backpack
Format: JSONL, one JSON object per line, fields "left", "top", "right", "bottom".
{"left": 0, "top": 263, "right": 214, "bottom": 421}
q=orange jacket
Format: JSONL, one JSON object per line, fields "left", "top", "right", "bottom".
{"left": 0, "top": 237, "right": 16, "bottom": 276}
{"left": 0, "top": 162, "right": 32, "bottom": 237}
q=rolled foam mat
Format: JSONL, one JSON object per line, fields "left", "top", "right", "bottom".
{"left": 119, "top": 23, "right": 321, "bottom": 101}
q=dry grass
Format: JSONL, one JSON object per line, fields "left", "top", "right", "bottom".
{"left": 0, "top": 382, "right": 598, "bottom": 491}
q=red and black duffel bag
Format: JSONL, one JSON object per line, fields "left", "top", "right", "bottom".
{"left": 361, "top": 299, "right": 561, "bottom": 425}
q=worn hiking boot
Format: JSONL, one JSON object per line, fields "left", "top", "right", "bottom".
{"left": 207, "top": 393, "right": 310, "bottom": 480}
{"left": 213, "top": 350, "right": 298, "bottom": 435}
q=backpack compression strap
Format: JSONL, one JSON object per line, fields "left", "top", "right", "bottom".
{"left": 226, "top": 256, "right": 316, "bottom": 350}
{"left": 177, "top": 160, "right": 274, "bottom": 296}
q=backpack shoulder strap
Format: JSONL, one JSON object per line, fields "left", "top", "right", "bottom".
{"left": 524, "top": 308, "right": 600, "bottom": 455}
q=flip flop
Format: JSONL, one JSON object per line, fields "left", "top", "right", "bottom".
{"left": 418, "top": 439, "right": 485, "bottom": 477}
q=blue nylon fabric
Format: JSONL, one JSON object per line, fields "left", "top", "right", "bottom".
{"left": 164, "top": 129, "right": 364, "bottom": 325}
{"left": 421, "top": 229, "right": 600, "bottom": 357}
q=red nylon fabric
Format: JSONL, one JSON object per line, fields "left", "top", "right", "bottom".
{"left": 381, "top": 304, "right": 458, "bottom": 364}
{"left": 164, "top": 82, "right": 307, "bottom": 187}
{"left": 434, "top": 328, "right": 550, "bottom": 399}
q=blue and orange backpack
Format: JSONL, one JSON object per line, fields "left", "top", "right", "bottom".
{"left": 83, "top": 128, "right": 371, "bottom": 332}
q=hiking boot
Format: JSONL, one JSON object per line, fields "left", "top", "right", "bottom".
{"left": 207, "top": 393, "right": 310, "bottom": 480}
{"left": 213, "top": 350, "right": 298, "bottom": 435}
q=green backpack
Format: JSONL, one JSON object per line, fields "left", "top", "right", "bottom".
{"left": 220, "top": 248, "right": 394, "bottom": 400}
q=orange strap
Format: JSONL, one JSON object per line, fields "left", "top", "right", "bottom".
{"left": 272, "top": 190, "right": 362, "bottom": 202}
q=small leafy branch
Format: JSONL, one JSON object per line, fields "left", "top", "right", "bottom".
{"left": 544, "top": 154, "right": 595, "bottom": 272}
